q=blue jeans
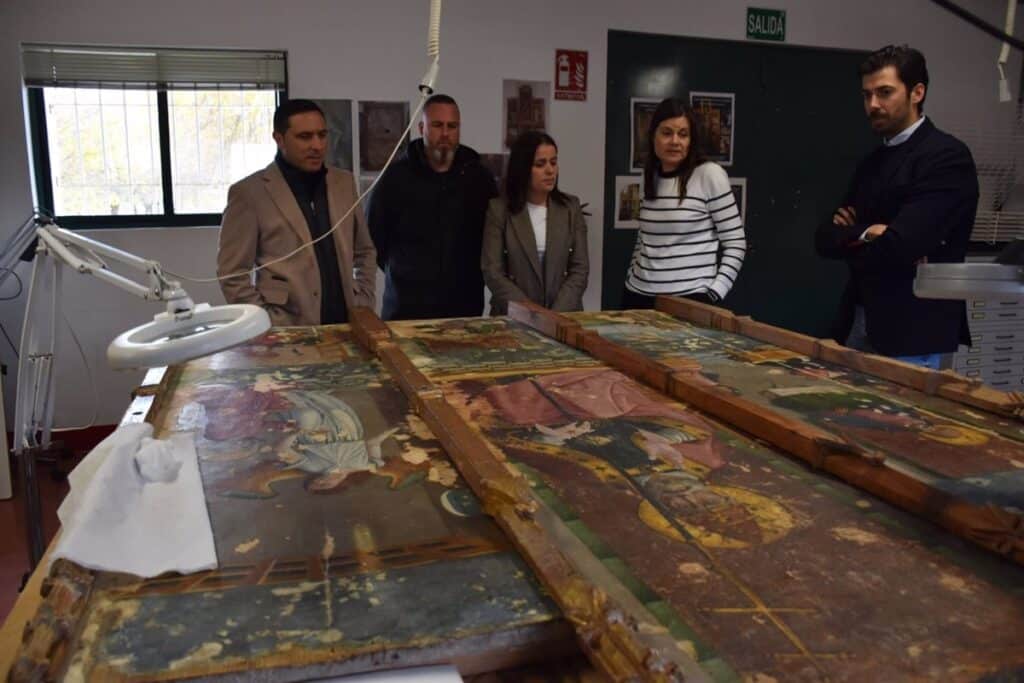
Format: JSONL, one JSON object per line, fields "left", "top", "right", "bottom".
{"left": 893, "top": 353, "right": 941, "bottom": 369}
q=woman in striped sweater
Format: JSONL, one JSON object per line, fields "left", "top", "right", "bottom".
{"left": 623, "top": 98, "right": 746, "bottom": 309}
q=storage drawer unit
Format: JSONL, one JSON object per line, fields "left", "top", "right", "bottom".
{"left": 951, "top": 296, "right": 1024, "bottom": 389}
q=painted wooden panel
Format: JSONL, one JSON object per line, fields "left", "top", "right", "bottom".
{"left": 44, "top": 326, "right": 565, "bottom": 682}
{"left": 390, "top": 317, "right": 1024, "bottom": 682}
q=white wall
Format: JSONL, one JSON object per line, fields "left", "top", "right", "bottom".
{"left": 0, "top": 0, "right": 1019, "bottom": 428}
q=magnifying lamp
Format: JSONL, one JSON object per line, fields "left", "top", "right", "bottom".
{"left": 0, "top": 215, "right": 270, "bottom": 567}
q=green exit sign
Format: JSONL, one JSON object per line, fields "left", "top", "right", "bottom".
{"left": 747, "top": 7, "right": 786, "bottom": 42}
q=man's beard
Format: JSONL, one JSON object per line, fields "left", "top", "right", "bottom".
{"left": 871, "top": 97, "right": 913, "bottom": 136}
{"left": 427, "top": 145, "right": 455, "bottom": 166}
{"left": 869, "top": 113, "right": 891, "bottom": 132}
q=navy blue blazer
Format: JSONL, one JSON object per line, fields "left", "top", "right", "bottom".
{"left": 815, "top": 118, "right": 979, "bottom": 356}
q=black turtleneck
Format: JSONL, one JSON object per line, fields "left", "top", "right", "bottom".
{"left": 275, "top": 152, "right": 347, "bottom": 324}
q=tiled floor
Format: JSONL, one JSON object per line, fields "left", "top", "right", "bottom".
{"left": 0, "top": 460, "right": 68, "bottom": 621}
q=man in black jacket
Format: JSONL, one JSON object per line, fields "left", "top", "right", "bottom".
{"left": 815, "top": 45, "right": 978, "bottom": 368}
{"left": 367, "top": 94, "right": 498, "bottom": 320}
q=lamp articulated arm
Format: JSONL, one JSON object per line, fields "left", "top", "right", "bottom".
{"left": 8, "top": 217, "right": 270, "bottom": 569}
{"left": 35, "top": 223, "right": 195, "bottom": 314}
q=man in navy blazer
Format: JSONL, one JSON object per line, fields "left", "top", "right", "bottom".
{"left": 815, "top": 45, "right": 978, "bottom": 367}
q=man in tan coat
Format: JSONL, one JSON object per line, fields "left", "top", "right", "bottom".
{"left": 217, "top": 99, "right": 376, "bottom": 326}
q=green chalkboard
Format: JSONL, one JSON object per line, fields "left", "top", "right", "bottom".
{"left": 604, "top": 30, "right": 876, "bottom": 337}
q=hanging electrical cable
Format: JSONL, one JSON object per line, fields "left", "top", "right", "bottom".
{"left": 997, "top": 0, "right": 1017, "bottom": 102}
{"left": 928, "top": 0, "right": 1024, "bottom": 52}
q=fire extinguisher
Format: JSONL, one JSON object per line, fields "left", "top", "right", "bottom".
{"left": 557, "top": 54, "right": 570, "bottom": 89}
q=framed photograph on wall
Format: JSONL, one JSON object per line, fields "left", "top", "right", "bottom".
{"left": 314, "top": 99, "right": 354, "bottom": 172}
{"left": 630, "top": 98, "right": 661, "bottom": 172}
{"left": 690, "top": 91, "right": 735, "bottom": 166}
{"left": 358, "top": 100, "right": 410, "bottom": 176}
{"left": 729, "top": 177, "right": 747, "bottom": 225}
{"left": 503, "top": 79, "right": 550, "bottom": 149}
{"left": 614, "top": 175, "right": 643, "bottom": 229}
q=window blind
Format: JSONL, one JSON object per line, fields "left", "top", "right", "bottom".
{"left": 22, "top": 43, "right": 286, "bottom": 90}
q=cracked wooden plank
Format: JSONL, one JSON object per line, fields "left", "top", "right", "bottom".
{"left": 7, "top": 560, "right": 93, "bottom": 683}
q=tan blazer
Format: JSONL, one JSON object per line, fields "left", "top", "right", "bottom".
{"left": 481, "top": 193, "right": 589, "bottom": 315}
{"left": 217, "top": 162, "right": 376, "bottom": 326}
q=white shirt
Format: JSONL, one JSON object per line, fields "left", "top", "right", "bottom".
{"left": 527, "top": 202, "right": 547, "bottom": 258}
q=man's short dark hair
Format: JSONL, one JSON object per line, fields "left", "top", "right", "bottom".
{"left": 423, "top": 93, "right": 458, "bottom": 113}
{"left": 273, "top": 99, "right": 324, "bottom": 135}
{"left": 859, "top": 45, "right": 929, "bottom": 112}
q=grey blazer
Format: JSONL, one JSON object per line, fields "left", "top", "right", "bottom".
{"left": 481, "top": 193, "right": 589, "bottom": 315}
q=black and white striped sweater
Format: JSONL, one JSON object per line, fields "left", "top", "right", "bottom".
{"left": 625, "top": 162, "right": 746, "bottom": 301}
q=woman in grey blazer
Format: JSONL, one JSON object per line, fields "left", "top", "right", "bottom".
{"left": 481, "top": 131, "right": 589, "bottom": 315}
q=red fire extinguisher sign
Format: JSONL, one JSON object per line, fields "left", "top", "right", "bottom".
{"left": 554, "top": 49, "right": 587, "bottom": 101}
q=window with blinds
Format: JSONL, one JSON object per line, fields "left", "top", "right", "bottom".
{"left": 23, "top": 44, "right": 287, "bottom": 227}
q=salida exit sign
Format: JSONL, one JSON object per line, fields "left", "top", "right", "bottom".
{"left": 747, "top": 7, "right": 786, "bottom": 42}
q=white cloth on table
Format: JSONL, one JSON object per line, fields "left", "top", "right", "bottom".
{"left": 51, "top": 422, "right": 217, "bottom": 578}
